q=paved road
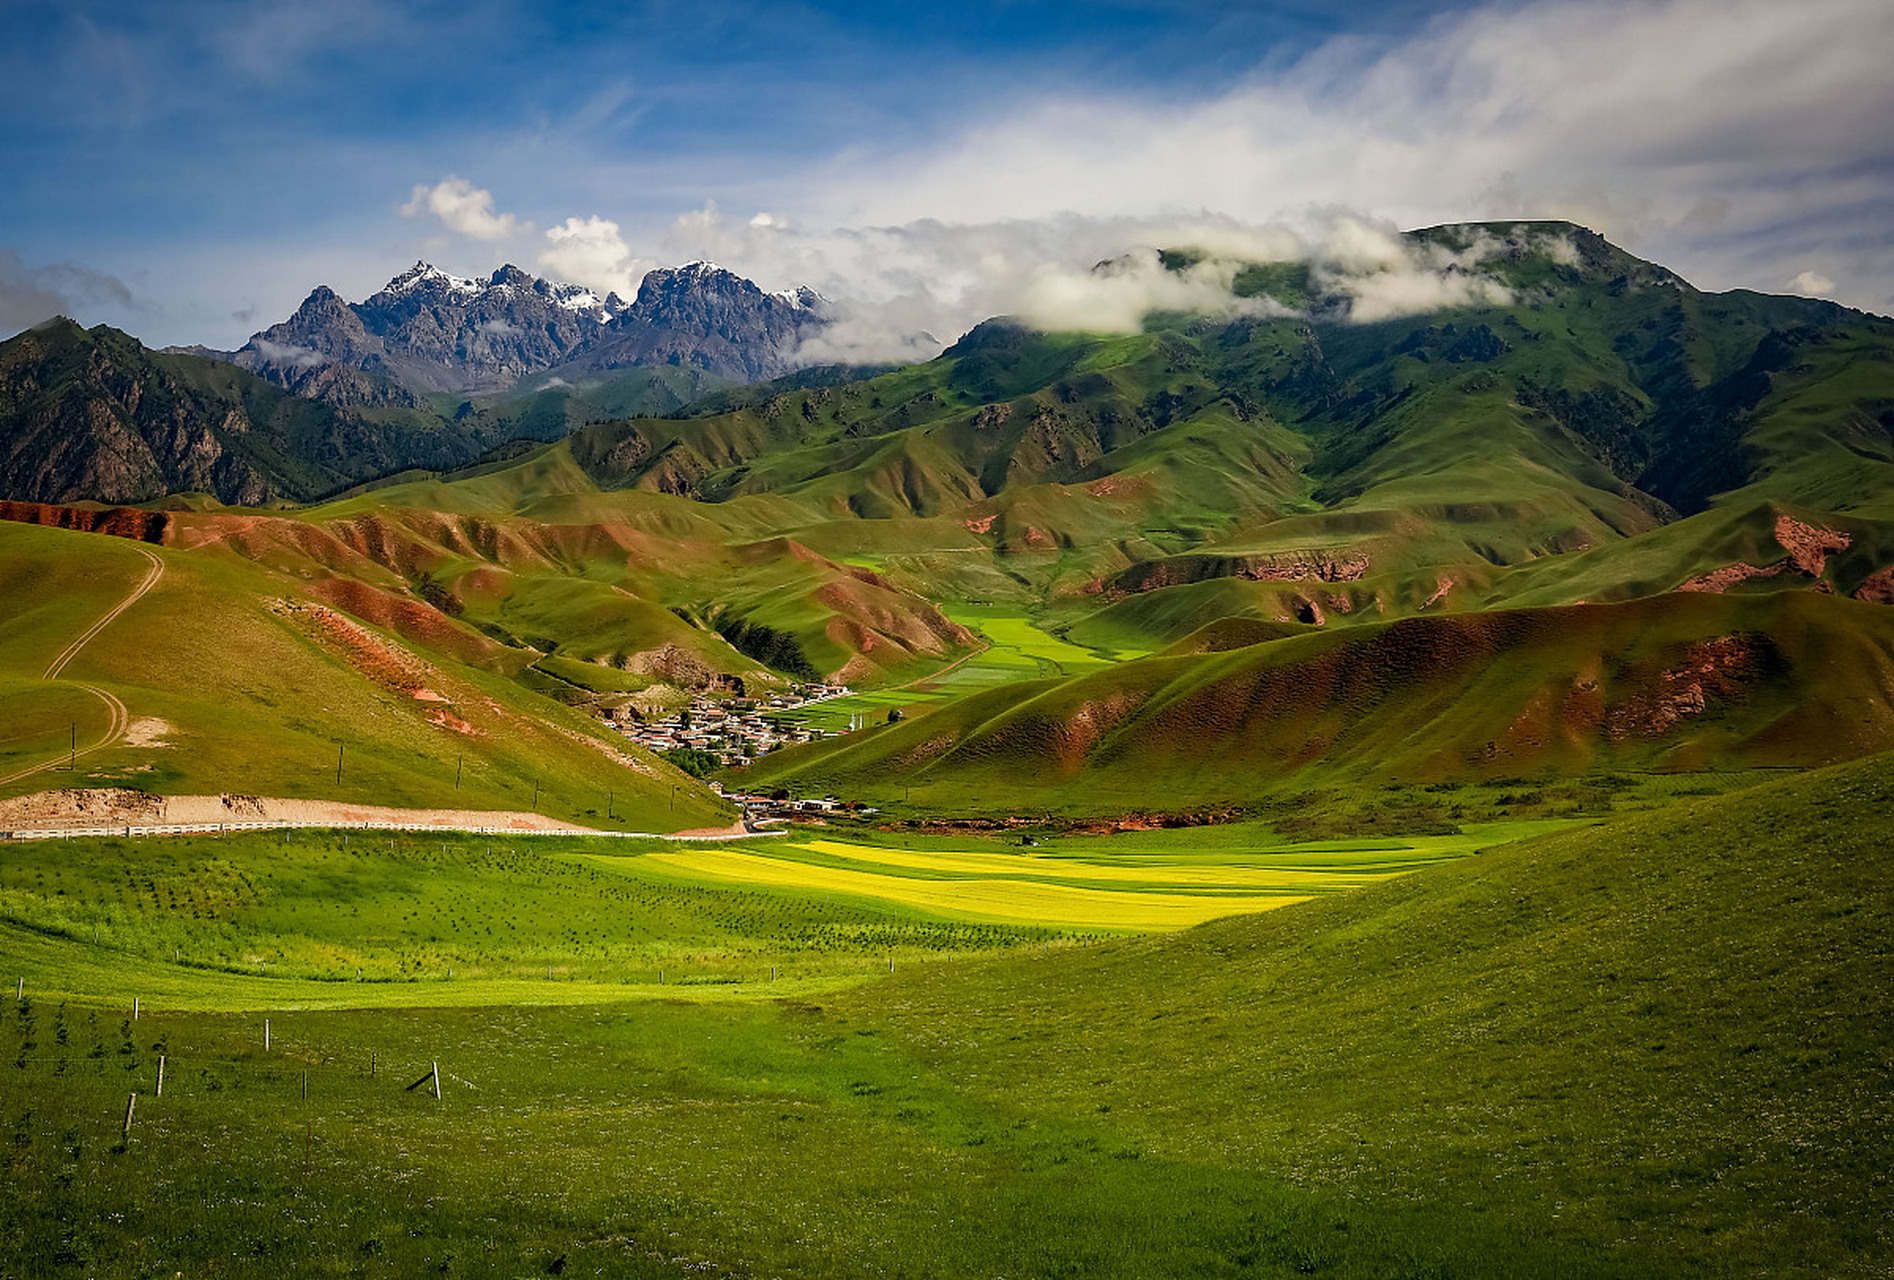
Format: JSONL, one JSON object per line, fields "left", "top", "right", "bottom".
{"left": 0, "top": 546, "right": 163, "bottom": 787}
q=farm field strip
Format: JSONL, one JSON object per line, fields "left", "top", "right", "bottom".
{"left": 605, "top": 822, "right": 1601, "bottom": 930}
{"left": 783, "top": 838, "right": 1411, "bottom": 889}
{"left": 640, "top": 846, "right": 1315, "bottom": 929}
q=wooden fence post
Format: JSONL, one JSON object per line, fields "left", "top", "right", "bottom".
{"left": 155, "top": 1055, "right": 165, "bottom": 1097}
{"left": 122, "top": 1092, "right": 137, "bottom": 1137}
{"left": 264, "top": 1019, "right": 270, "bottom": 1051}
{"left": 132, "top": 996, "right": 139, "bottom": 1020}
{"left": 404, "top": 1062, "right": 442, "bottom": 1100}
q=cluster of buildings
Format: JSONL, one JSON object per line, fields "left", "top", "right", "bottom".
{"left": 614, "top": 683, "right": 855, "bottom": 769}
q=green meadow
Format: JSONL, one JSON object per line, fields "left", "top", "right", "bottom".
{"left": 2, "top": 756, "right": 1889, "bottom": 1276}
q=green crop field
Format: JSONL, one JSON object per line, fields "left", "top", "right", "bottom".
{"left": 769, "top": 603, "right": 1137, "bottom": 735}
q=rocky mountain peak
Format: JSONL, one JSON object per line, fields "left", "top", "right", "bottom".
{"left": 227, "top": 258, "right": 829, "bottom": 396}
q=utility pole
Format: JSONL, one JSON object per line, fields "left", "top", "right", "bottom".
{"left": 69, "top": 722, "right": 75, "bottom": 771}
{"left": 335, "top": 743, "right": 344, "bottom": 787}
{"left": 456, "top": 752, "right": 463, "bottom": 790}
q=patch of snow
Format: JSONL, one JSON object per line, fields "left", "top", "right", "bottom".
{"left": 385, "top": 262, "right": 484, "bottom": 296}
{"left": 773, "top": 284, "right": 827, "bottom": 310}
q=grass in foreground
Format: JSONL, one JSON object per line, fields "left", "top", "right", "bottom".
{"left": 0, "top": 759, "right": 1888, "bottom": 1276}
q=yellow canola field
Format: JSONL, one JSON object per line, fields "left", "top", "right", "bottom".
{"left": 790, "top": 839, "right": 1406, "bottom": 892}
{"left": 639, "top": 839, "right": 1394, "bottom": 930}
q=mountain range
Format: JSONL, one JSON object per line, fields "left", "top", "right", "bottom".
{"left": 223, "top": 259, "right": 831, "bottom": 399}
{"left": 4, "top": 219, "right": 1894, "bottom": 812}
{"left": 0, "top": 259, "right": 836, "bottom": 505}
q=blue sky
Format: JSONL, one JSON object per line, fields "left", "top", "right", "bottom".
{"left": 3, "top": 0, "right": 1889, "bottom": 349}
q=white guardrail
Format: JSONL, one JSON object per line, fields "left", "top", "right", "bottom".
{"left": 0, "top": 819, "right": 787, "bottom": 843}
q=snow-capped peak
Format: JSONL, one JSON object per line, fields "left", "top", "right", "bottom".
{"left": 773, "top": 284, "right": 827, "bottom": 310}
{"left": 385, "top": 261, "right": 482, "bottom": 296}
{"left": 549, "top": 281, "right": 617, "bottom": 321}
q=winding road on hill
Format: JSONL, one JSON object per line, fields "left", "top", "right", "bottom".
{"left": 0, "top": 546, "right": 163, "bottom": 788}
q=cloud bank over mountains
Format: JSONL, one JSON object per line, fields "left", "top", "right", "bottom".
{"left": 382, "top": 0, "right": 1891, "bottom": 364}
{"left": 3, "top": 0, "right": 1887, "bottom": 349}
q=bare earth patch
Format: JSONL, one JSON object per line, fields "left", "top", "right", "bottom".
{"left": 122, "top": 717, "right": 175, "bottom": 747}
{"left": 0, "top": 788, "right": 602, "bottom": 834}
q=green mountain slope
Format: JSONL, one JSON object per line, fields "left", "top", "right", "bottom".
{"left": 744, "top": 590, "right": 1894, "bottom": 812}
{"left": 6, "top": 221, "right": 1894, "bottom": 816}
{"left": 555, "top": 222, "right": 1894, "bottom": 628}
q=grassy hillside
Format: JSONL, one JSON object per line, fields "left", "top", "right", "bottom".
{"left": 742, "top": 590, "right": 1894, "bottom": 813}
{"left": 0, "top": 520, "right": 730, "bottom": 832}
{"left": 0, "top": 752, "right": 1885, "bottom": 1275}
{"left": 840, "top": 746, "right": 1894, "bottom": 1276}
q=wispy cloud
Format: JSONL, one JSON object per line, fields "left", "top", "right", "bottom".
{"left": 10, "top": 0, "right": 1887, "bottom": 349}
{"left": 250, "top": 337, "right": 326, "bottom": 367}
{"left": 0, "top": 250, "right": 137, "bottom": 334}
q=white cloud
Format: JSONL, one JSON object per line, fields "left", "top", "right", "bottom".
{"left": 399, "top": 177, "right": 531, "bottom": 243}
{"left": 1307, "top": 216, "right": 1515, "bottom": 322}
{"left": 538, "top": 215, "right": 653, "bottom": 301}
{"left": 250, "top": 337, "right": 325, "bottom": 367}
{"left": 358, "top": 0, "right": 1888, "bottom": 365}
{"left": 1015, "top": 249, "right": 1282, "bottom": 333}
{"left": 521, "top": 203, "right": 1543, "bottom": 365}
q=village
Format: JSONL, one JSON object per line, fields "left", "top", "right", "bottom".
{"left": 611, "top": 681, "right": 865, "bottom": 816}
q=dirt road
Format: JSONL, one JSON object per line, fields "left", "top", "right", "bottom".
{"left": 0, "top": 547, "right": 163, "bottom": 787}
